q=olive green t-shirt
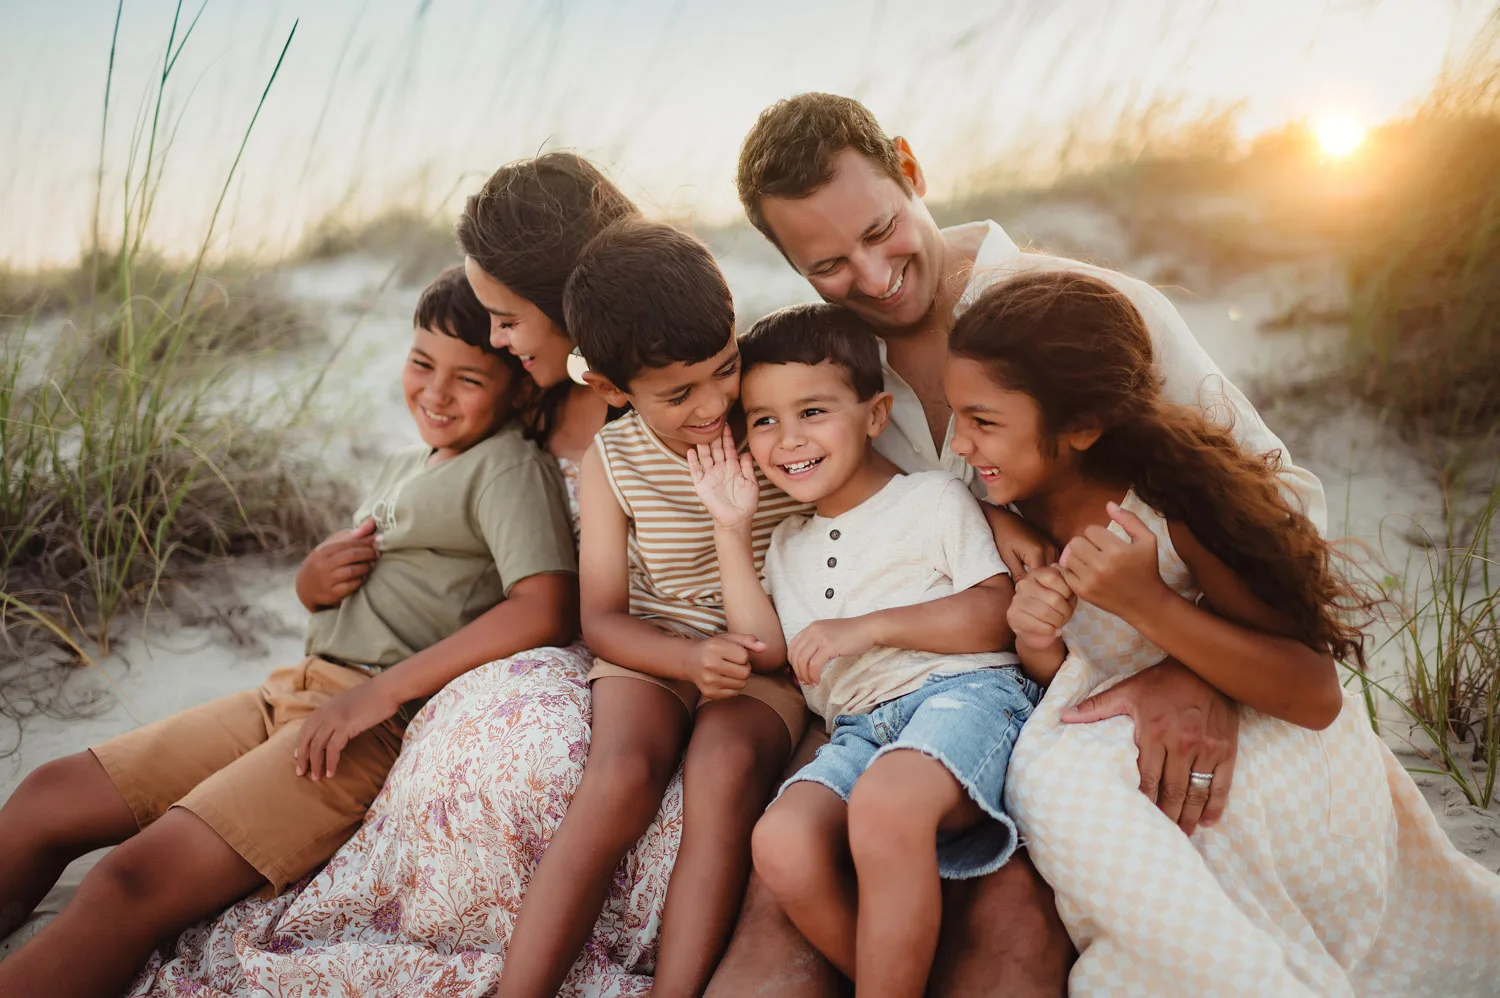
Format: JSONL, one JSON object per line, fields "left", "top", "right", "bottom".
{"left": 305, "top": 423, "right": 576, "bottom": 670}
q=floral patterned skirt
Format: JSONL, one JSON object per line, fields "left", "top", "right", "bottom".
{"left": 125, "top": 643, "right": 682, "bottom": 997}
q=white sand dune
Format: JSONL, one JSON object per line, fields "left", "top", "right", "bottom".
{"left": 3, "top": 210, "right": 1497, "bottom": 964}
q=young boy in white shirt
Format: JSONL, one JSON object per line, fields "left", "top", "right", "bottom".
{"left": 688, "top": 302, "right": 1039, "bottom": 998}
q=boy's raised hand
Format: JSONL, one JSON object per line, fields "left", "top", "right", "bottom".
{"left": 1008, "top": 565, "right": 1077, "bottom": 650}
{"left": 296, "top": 517, "right": 380, "bottom": 612}
{"left": 687, "top": 633, "right": 764, "bottom": 699}
{"left": 687, "top": 425, "right": 759, "bottom": 531}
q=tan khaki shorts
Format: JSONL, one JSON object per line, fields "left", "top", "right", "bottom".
{"left": 587, "top": 624, "right": 809, "bottom": 745}
{"left": 90, "top": 656, "right": 403, "bottom": 894}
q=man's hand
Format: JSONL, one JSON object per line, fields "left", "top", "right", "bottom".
{"left": 687, "top": 426, "right": 759, "bottom": 531}
{"left": 981, "top": 503, "right": 1059, "bottom": 580}
{"left": 296, "top": 518, "right": 380, "bottom": 612}
{"left": 1058, "top": 502, "right": 1171, "bottom": 622}
{"left": 1061, "top": 658, "right": 1238, "bottom": 835}
{"left": 787, "top": 617, "right": 879, "bottom": 687}
{"left": 294, "top": 677, "right": 402, "bottom": 780}
{"left": 687, "top": 634, "right": 764, "bottom": 699}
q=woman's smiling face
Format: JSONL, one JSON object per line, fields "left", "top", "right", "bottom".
{"left": 464, "top": 256, "right": 575, "bottom": 388}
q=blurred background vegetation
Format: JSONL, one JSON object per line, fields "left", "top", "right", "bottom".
{"left": 0, "top": 0, "right": 1495, "bottom": 797}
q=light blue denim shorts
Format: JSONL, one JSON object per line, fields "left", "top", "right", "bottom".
{"left": 781, "top": 666, "right": 1042, "bottom": 880}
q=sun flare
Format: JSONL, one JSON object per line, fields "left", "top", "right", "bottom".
{"left": 1314, "top": 115, "right": 1366, "bottom": 158}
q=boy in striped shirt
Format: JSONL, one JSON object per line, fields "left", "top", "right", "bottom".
{"left": 493, "top": 219, "right": 810, "bottom": 998}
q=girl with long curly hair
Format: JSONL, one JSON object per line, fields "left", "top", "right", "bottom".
{"left": 945, "top": 271, "right": 1500, "bottom": 997}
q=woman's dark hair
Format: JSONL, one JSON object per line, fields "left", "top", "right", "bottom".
{"left": 739, "top": 303, "right": 884, "bottom": 401}
{"left": 949, "top": 270, "right": 1370, "bottom": 666}
{"left": 456, "top": 152, "right": 639, "bottom": 439}
{"left": 413, "top": 265, "right": 548, "bottom": 440}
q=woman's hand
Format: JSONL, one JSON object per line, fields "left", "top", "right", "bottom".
{"left": 688, "top": 426, "right": 759, "bottom": 531}
{"left": 294, "top": 678, "right": 402, "bottom": 780}
{"left": 1059, "top": 502, "right": 1171, "bottom": 621}
{"left": 788, "top": 617, "right": 879, "bottom": 687}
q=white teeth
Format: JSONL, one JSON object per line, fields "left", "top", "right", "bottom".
{"left": 422, "top": 407, "right": 455, "bottom": 425}
{"left": 782, "top": 458, "right": 822, "bottom": 474}
{"left": 519, "top": 354, "right": 534, "bottom": 361}
{"left": 875, "top": 266, "right": 906, "bottom": 300}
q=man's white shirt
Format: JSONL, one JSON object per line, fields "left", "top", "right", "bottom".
{"left": 871, "top": 219, "right": 1328, "bottom": 535}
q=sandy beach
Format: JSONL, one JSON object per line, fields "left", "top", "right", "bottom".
{"left": 3, "top": 204, "right": 1497, "bottom": 961}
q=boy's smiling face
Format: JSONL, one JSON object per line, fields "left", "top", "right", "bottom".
{"left": 586, "top": 338, "right": 743, "bottom": 456}
{"left": 402, "top": 325, "right": 516, "bottom": 462}
{"left": 743, "top": 360, "right": 891, "bottom": 508}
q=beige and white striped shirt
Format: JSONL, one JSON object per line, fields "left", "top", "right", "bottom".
{"left": 596, "top": 411, "right": 812, "bottom": 637}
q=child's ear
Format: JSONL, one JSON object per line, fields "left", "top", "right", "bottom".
{"left": 582, "top": 371, "right": 630, "bottom": 409}
{"left": 1064, "top": 417, "right": 1103, "bottom": 452}
{"left": 866, "top": 391, "right": 895, "bottom": 438}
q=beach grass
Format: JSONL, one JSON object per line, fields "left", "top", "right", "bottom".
{"left": 1351, "top": 485, "right": 1499, "bottom": 808}
{"left": 1350, "top": 17, "right": 1500, "bottom": 804}
{"left": 0, "top": 4, "right": 343, "bottom": 685}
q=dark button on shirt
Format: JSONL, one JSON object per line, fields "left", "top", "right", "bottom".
{"left": 830, "top": 529, "right": 841, "bottom": 540}
{"left": 827, "top": 557, "right": 837, "bottom": 568}
{"left": 825, "top": 588, "right": 835, "bottom": 599}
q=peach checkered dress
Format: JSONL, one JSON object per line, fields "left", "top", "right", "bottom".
{"left": 1005, "top": 492, "right": 1500, "bottom": 997}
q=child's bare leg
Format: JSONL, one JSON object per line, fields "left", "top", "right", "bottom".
{"left": 752, "top": 781, "right": 858, "bottom": 977}
{"left": 652, "top": 696, "right": 791, "bottom": 997}
{"left": 0, "top": 807, "right": 264, "bottom": 998}
{"left": 0, "top": 752, "right": 138, "bottom": 939}
{"left": 847, "top": 750, "right": 976, "bottom": 998}
{"left": 496, "top": 677, "right": 691, "bottom": 998}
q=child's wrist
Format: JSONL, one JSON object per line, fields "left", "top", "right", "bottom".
{"left": 1117, "top": 579, "right": 1180, "bottom": 631}
{"left": 712, "top": 520, "right": 754, "bottom": 540}
{"left": 855, "top": 612, "right": 890, "bottom": 648}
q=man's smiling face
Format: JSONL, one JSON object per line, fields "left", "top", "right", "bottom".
{"left": 760, "top": 147, "right": 947, "bottom": 334}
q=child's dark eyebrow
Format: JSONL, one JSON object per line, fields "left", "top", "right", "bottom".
{"left": 653, "top": 357, "right": 738, "bottom": 398}
{"left": 484, "top": 307, "right": 518, "bottom": 318}
{"left": 654, "top": 384, "right": 693, "bottom": 400}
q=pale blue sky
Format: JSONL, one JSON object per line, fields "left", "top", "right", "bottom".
{"left": 0, "top": 0, "right": 1489, "bottom": 266}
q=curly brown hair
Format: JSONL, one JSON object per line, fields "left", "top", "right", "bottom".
{"left": 949, "top": 270, "right": 1369, "bottom": 666}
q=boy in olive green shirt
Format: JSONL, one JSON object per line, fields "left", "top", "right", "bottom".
{"left": 0, "top": 267, "right": 578, "bottom": 998}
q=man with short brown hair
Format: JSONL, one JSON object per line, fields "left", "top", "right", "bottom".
{"left": 709, "top": 92, "right": 1327, "bottom": 997}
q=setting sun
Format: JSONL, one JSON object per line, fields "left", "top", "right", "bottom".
{"left": 1314, "top": 114, "right": 1367, "bottom": 157}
